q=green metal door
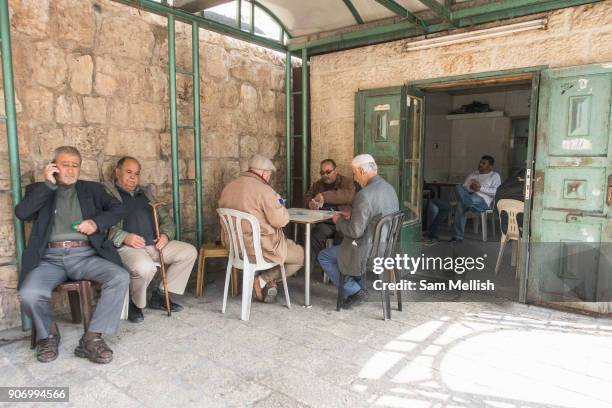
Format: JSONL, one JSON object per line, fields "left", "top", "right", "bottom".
{"left": 355, "top": 86, "right": 424, "bottom": 249}
{"left": 528, "top": 64, "right": 612, "bottom": 314}
{"left": 355, "top": 87, "right": 403, "bottom": 193}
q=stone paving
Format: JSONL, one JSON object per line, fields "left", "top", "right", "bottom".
{"left": 1, "top": 274, "right": 612, "bottom": 408}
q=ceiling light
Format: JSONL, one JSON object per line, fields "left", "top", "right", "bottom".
{"left": 405, "top": 19, "right": 547, "bottom": 51}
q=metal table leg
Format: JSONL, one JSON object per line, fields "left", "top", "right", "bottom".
{"left": 304, "top": 223, "right": 311, "bottom": 307}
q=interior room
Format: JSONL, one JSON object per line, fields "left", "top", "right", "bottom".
{"left": 417, "top": 80, "right": 533, "bottom": 300}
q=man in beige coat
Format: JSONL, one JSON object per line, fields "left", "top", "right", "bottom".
{"left": 218, "top": 154, "right": 304, "bottom": 303}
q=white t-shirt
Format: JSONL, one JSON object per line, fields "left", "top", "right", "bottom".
{"left": 463, "top": 170, "right": 502, "bottom": 207}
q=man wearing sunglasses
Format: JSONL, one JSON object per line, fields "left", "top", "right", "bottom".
{"left": 303, "top": 159, "right": 355, "bottom": 261}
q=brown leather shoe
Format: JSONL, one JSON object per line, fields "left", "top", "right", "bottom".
{"left": 74, "top": 334, "right": 113, "bottom": 364}
{"left": 36, "top": 333, "right": 60, "bottom": 363}
{"left": 253, "top": 277, "right": 264, "bottom": 302}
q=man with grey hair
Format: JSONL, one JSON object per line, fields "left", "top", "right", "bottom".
{"left": 16, "top": 146, "right": 129, "bottom": 364}
{"left": 218, "top": 154, "right": 304, "bottom": 304}
{"left": 318, "top": 154, "right": 399, "bottom": 308}
{"left": 104, "top": 156, "right": 197, "bottom": 323}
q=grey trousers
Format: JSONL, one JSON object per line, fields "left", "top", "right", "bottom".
{"left": 19, "top": 247, "right": 130, "bottom": 341}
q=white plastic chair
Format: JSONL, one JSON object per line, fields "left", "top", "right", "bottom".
{"left": 217, "top": 208, "right": 291, "bottom": 321}
{"left": 494, "top": 199, "right": 524, "bottom": 277}
{"left": 467, "top": 204, "right": 496, "bottom": 242}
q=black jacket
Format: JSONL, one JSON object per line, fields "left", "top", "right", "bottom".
{"left": 15, "top": 180, "right": 126, "bottom": 285}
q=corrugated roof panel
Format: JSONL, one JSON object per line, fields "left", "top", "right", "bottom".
{"left": 349, "top": 0, "right": 396, "bottom": 22}
{"left": 258, "top": 0, "right": 358, "bottom": 37}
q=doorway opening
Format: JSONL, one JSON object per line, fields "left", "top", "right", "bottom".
{"left": 409, "top": 73, "right": 538, "bottom": 302}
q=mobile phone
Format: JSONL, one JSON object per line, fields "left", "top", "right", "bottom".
{"left": 50, "top": 159, "right": 58, "bottom": 182}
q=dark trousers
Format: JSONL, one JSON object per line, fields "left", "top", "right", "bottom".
{"left": 19, "top": 247, "right": 130, "bottom": 340}
{"left": 311, "top": 222, "right": 340, "bottom": 262}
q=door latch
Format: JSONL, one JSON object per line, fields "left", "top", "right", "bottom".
{"left": 607, "top": 175, "right": 612, "bottom": 206}
{"left": 524, "top": 168, "right": 532, "bottom": 200}
{"left": 566, "top": 212, "right": 584, "bottom": 222}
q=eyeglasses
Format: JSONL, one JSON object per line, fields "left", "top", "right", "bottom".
{"left": 320, "top": 169, "right": 336, "bottom": 176}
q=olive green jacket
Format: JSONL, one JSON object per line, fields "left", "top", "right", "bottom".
{"left": 103, "top": 181, "right": 175, "bottom": 248}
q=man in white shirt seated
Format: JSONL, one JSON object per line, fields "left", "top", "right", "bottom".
{"left": 427, "top": 155, "right": 501, "bottom": 243}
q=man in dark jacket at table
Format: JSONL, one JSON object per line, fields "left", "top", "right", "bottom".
{"left": 318, "top": 154, "right": 399, "bottom": 308}
{"left": 16, "top": 146, "right": 129, "bottom": 364}
{"left": 303, "top": 159, "right": 355, "bottom": 260}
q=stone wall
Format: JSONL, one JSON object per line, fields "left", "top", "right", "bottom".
{"left": 0, "top": 0, "right": 288, "bottom": 331}
{"left": 309, "top": 1, "right": 612, "bottom": 180}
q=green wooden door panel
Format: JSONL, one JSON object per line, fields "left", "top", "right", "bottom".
{"left": 528, "top": 64, "right": 612, "bottom": 309}
{"left": 548, "top": 73, "right": 611, "bottom": 156}
{"left": 363, "top": 93, "right": 402, "bottom": 194}
{"left": 542, "top": 167, "right": 607, "bottom": 212}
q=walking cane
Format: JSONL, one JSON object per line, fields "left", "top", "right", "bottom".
{"left": 149, "top": 202, "right": 172, "bottom": 316}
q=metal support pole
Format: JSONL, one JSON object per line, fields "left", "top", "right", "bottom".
{"left": 236, "top": 0, "right": 241, "bottom": 29}
{"left": 192, "top": 22, "right": 203, "bottom": 248}
{"left": 250, "top": 1, "right": 255, "bottom": 34}
{"left": 0, "top": 0, "right": 29, "bottom": 330}
{"left": 301, "top": 48, "right": 309, "bottom": 195}
{"left": 168, "top": 14, "right": 181, "bottom": 240}
{"left": 285, "top": 50, "right": 292, "bottom": 206}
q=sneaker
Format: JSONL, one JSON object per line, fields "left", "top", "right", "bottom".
{"left": 149, "top": 289, "right": 184, "bottom": 312}
{"left": 128, "top": 300, "right": 144, "bottom": 323}
{"left": 341, "top": 289, "right": 368, "bottom": 309}
{"left": 262, "top": 280, "right": 278, "bottom": 304}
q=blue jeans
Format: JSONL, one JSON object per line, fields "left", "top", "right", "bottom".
{"left": 453, "top": 185, "right": 489, "bottom": 240}
{"left": 318, "top": 245, "right": 362, "bottom": 299}
{"left": 428, "top": 198, "right": 450, "bottom": 237}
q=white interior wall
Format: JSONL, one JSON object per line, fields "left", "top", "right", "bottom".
{"left": 424, "top": 88, "right": 530, "bottom": 186}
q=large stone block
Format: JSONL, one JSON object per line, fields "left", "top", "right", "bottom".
{"left": 229, "top": 53, "right": 270, "bottom": 88}
{"left": 21, "top": 87, "right": 54, "bottom": 124}
{"left": 240, "top": 83, "right": 258, "bottom": 113}
{"left": 36, "top": 128, "right": 66, "bottom": 158}
{"left": 219, "top": 80, "right": 240, "bottom": 108}
{"left": 79, "top": 159, "right": 100, "bottom": 181}
{"left": 10, "top": 0, "right": 50, "bottom": 39}
{"left": 0, "top": 265, "right": 18, "bottom": 290}
{"left": 97, "top": 16, "right": 155, "bottom": 62}
{"left": 570, "top": 2, "right": 612, "bottom": 31}
{"left": 50, "top": 0, "right": 96, "bottom": 49}
{"left": 0, "top": 193, "right": 14, "bottom": 223}
{"left": 261, "top": 90, "right": 276, "bottom": 113}
{"left": 0, "top": 224, "right": 15, "bottom": 258}
{"left": 56, "top": 95, "right": 83, "bottom": 125}
{"left": 109, "top": 100, "right": 129, "bottom": 128}
{"left": 31, "top": 42, "right": 67, "bottom": 89}
{"left": 83, "top": 97, "right": 108, "bottom": 124}
{"left": 68, "top": 54, "right": 93, "bottom": 95}
{"left": 105, "top": 129, "right": 160, "bottom": 160}
{"left": 205, "top": 132, "right": 239, "bottom": 158}
{"left": 239, "top": 135, "right": 259, "bottom": 158}
{"left": 64, "top": 127, "right": 106, "bottom": 157}
{"left": 128, "top": 102, "right": 166, "bottom": 130}
{"left": 139, "top": 160, "right": 170, "bottom": 186}
{"left": 204, "top": 45, "right": 229, "bottom": 80}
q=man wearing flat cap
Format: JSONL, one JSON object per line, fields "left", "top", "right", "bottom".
{"left": 218, "top": 154, "right": 304, "bottom": 303}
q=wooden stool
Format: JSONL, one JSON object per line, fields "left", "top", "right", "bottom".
{"left": 196, "top": 243, "right": 238, "bottom": 298}
{"left": 30, "top": 280, "right": 94, "bottom": 349}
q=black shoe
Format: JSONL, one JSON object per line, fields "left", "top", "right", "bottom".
{"left": 128, "top": 300, "right": 144, "bottom": 323}
{"left": 149, "top": 289, "right": 184, "bottom": 312}
{"left": 448, "top": 237, "right": 463, "bottom": 244}
{"left": 341, "top": 290, "right": 368, "bottom": 309}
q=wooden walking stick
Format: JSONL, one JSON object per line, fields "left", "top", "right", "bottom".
{"left": 149, "top": 202, "right": 172, "bottom": 316}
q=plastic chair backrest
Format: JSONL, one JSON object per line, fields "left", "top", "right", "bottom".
{"left": 496, "top": 199, "right": 524, "bottom": 241}
{"left": 217, "top": 208, "right": 267, "bottom": 268}
{"left": 368, "top": 210, "right": 406, "bottom": 263}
